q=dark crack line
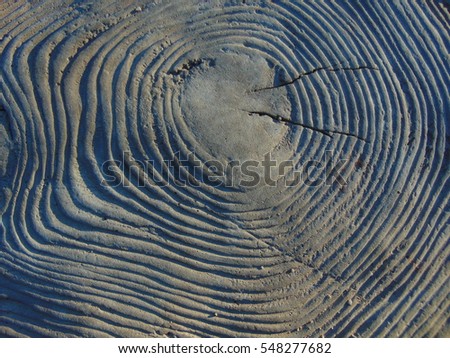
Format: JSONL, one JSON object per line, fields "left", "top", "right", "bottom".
{"left": 252, "top": 65, "right": 379, "bottom": 92}
{"left": 246, "top": 111, "right": 369, "bottom": 143}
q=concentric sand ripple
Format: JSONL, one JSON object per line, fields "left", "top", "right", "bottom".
{"left": 0, "top": 0, "right": 448, "bottom": 337}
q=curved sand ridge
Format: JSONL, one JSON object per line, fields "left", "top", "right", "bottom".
{"left": 0, "top": 0, "right": 449, "bottom": 337}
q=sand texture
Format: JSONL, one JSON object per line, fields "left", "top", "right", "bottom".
{"left": 0, "top": 0, "right": 449, "bottom": 337}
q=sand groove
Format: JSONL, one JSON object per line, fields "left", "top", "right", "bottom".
{"left": 0, "top": 0, "right": 448, "bottom": 337}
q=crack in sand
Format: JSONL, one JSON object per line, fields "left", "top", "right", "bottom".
{"left": 251, "top": 65, "right": 379, "bottom": 92}
{"left": 246, "top": 111, "right": 369, "bottom": 142}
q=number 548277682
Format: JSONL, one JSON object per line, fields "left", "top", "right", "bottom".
{"left": 260, "top": 342, "right": 331, "bottom": 354}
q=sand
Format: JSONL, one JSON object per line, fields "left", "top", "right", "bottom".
{"left": 0, "top": 0, "right": 448, "bottom": 337}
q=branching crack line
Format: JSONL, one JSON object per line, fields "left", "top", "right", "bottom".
{"left": 246, "top": 110, "right": 369, "bottom": 143}
{"left": 252, "top": 65, "right": 379, "bottom": 92}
